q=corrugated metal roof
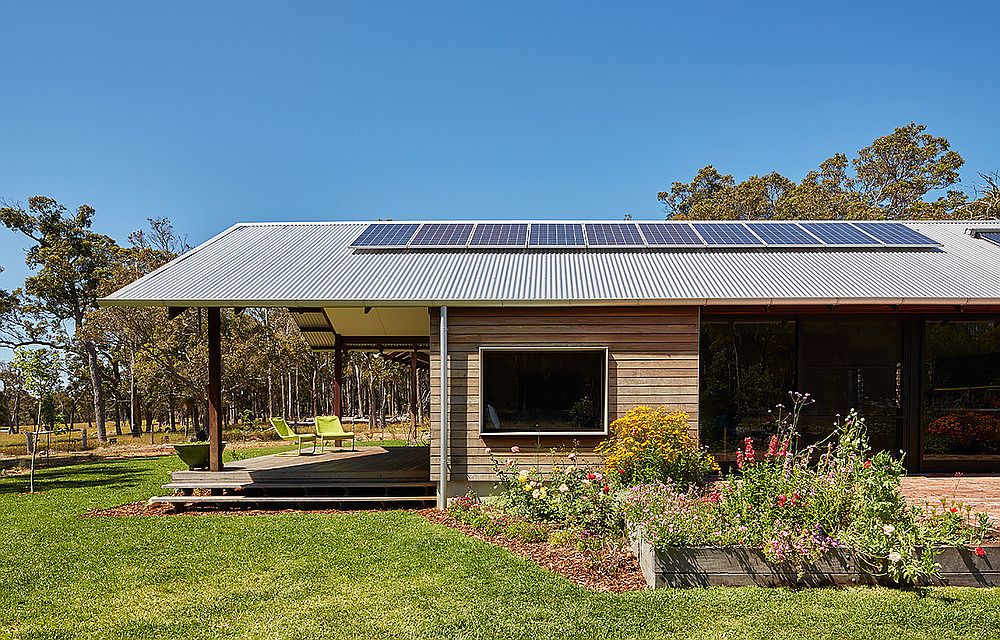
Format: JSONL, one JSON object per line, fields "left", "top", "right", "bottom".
{"left": 100, "top": 220, "right": 1000, "bottom": 307}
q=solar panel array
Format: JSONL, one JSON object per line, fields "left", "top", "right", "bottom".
{"left": 351, "top": 221, "right": 942, "bottom": 250}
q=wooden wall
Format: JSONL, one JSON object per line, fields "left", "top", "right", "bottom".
{"left": 429, "top": 306, "right": 700, "bottom": 482}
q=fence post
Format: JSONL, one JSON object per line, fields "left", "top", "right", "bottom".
{"left": 81, "top": 429, "right": 88, "bottom": 451}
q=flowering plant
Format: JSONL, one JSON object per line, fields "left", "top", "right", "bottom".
{"left": 596, "top": 406, "right": 718, "bottom": 487}
{"left": 623, "top": 392, "right": 992, "bottom": 582}
{"left": 486, "top": 447, "right": 623, "bottom": 535}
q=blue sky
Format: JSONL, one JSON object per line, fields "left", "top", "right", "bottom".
{"left": 1, "top": 1, "right": 998, "bottom": 289}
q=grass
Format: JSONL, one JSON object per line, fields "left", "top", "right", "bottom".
{"left": 1, "top": 455, "right": 999, "bottom": 640}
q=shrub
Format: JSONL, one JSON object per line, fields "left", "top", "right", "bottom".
{"left": 487, "top": 449, "right": 624, "bottom": 535}
{"left": 548, "top": 528, "right": 582, "bottom": 547}
{"left": 622, "top": 393, "right": 992, "bottom": 583}
{"left": 504, "top": 520, "right": 550, "bottom": 543}
{"left": 596, "top": 406, "right": 718, "bottom": 487}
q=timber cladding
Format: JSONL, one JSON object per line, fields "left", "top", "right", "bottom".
{"left": 430, "top": 306, "right": 700, "bottom": 482}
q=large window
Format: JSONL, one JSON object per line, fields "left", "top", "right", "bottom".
{"left": 699, "top": 320, "right": 796, "bottom": 455}
{"left": 480, "top": 348, "right": 608, "bottom": 435}
{"left": 923, "top": 320, "right": 1000, "bottom": 469}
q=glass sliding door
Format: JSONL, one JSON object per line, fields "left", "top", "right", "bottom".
{"left": 797, "top": 319, "right": 905, "bottom": 456}
{"left": 922, "top": 320, "right": 1000, "bottom": 471}
{"left": 698, "top": 319, "right": 796, "bottom": 459}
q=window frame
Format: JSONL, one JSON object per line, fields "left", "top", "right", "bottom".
{"left": 477, "top": 345, "right": 610, "bottom": 437}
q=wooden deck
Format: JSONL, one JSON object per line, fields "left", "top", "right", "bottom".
{"left": 168, "top": 446, "right": 431, "bottom": 492}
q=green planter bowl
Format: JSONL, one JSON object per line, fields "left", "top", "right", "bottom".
{"left": 173, "top": 442, "right": 226, "bottom": 470}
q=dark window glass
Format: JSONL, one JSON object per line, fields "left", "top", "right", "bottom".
{"left": 923, "top": 320, "right": 1000, "bottom": 469}
{"left": 481, "top": 349, "right": 606, "bottom": 434}
{"left": 797, "top": 319, "right": 903, "bottom": 455}
{"left": 699, "top": 320, "right": 796, "bottom": 456}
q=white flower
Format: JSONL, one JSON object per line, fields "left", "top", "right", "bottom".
{"left": 888, "top": 551, "right": 902, "bottom": 563}
{"left": 883, "top": 524, "right": 895, "bottom": 535}
{"left": 518, "top": 469, "right": 529, "bottom": 479}
{"left": 565, "top": 465, "right": 575, "bottom": 474}
{"left": 567, "top": 452, "right": 577, "bottom": 461}
{"left": 558, "top": 483, "right": 569, "bottom": 493}
{"left": 582, "top": 479, "right": 591, "bottom": 486}
{"left": 484, "top": 447, "right": 492, "bottom": 455}
{"left": 531, "top": 489, "right": 540, "bottom": 499}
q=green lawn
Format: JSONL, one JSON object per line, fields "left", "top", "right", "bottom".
{"left": 1, "top": 455, "right": 999, "bottom": 640}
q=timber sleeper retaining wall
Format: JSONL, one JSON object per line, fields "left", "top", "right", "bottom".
{"left": 630, "top": 534, "right": 1000, "bottom": 588}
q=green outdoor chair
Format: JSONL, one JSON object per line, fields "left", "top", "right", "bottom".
{"left": 269, "top": 417, "right": 317, "bottom": 455}
{"left": 314, "top": 415, "right": 355, "bottom": 452}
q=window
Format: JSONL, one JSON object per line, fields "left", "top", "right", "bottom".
{"left": 922, "top": 320, "right": 1000, "bottom": 469}
{"left": 479, "top": 348, "right": 608, "bottom": 435}
{"left": 699, "top": 320, "right": 796, "bottom": 456}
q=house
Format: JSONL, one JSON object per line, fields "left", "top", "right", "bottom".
{"left": 100, "top": 220, "right": 1000, "bottom": 506}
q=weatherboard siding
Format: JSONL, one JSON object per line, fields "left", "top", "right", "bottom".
{"left": 429, "top": 307, "right": 700, "bottom": 483}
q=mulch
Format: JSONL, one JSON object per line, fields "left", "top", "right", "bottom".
{"left": 81, "top": 501, "right": 647, "bottom": 592}
{"left": 416, "top": 509, "right": 647, "bottom": 592}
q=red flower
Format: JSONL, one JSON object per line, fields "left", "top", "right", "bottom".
{"left": 602, "top": 485, "right": 610, "bottom": 494}
{"left": 587, "top": 473, "right": 596, "bottom": 480}
{"left": 618, "top": 469, "right": 626, "bottom": 475}
{"left": 777, "top": 494, "right": 787, "bottom": 508}
{"left": 767, "top": 435, "right": 779, "bottom": 457}
{"left": 777, "top": 437, "right": 789, "bottom": 458}
{"left": 950, "top": 507, "right": 959, "bottom": 513}
{"left": 708, "top": 491, "right": 721, "bottom": 503}
{"left": 863, "top": 459, "right": 872, "bottom": 469}
{"left": 975, "top": 547, "right": 987, "bottom": 558}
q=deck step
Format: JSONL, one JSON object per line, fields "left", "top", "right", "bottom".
{"left": 149, "top": 495, "right": 435, "bottom": 506}
{"left": 162, "top": 481, "right": 436, "bottom": 490}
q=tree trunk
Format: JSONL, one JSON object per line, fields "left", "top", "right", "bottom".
{"left": 81, "top": 339, "right": 107, "bottom": 442}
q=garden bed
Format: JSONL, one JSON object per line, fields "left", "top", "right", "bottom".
{"left": 420, "top": 508, "right": 647, "bottom": 592}
{"left": 629, "top": 534, "right": 1000, "bottom": 587}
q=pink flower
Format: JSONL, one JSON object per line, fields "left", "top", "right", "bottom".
{"left": 975, "top": 547, "right": 987, "bottom": 558}
{"left": 777, "top": 437, "right": 788, "bottom": 458}
{"left": 736, "top": 450, "right": 745, "bottom": 470}
{"left": 743, "top": 437, "right": 756, "bottom": 465}
{"left": 510, "top": 446, "right": 520, "bottom": 454}
{"left": 767, "top": 435, "right": 779, "bottom": 457}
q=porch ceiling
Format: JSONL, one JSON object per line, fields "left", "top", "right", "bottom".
{"left": 289, "top": 306, "right": 430, "bottom": 351}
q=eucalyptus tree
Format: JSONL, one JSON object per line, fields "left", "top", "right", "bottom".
{"left": 659, "top": 123, "right": 970, "bottom": 220}
{"left": 0, "top": 197, "right": 115, "bottom": 440}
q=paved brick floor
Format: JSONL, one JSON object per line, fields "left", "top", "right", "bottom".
{"left": 901, "top": 475, "right": 1000, "bottom": 527}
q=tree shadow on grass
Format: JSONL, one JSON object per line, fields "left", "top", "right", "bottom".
{"left": 0, "top": 458, "right": 159, "bottom": 495}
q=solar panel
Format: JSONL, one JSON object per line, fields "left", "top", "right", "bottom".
{"left": 469, "top": 223, "right": 529, "bottom": 247}
{"left": 979, "top": 231, "right": 1000, "bottom": 247}
{"left": 746, "top": 222, "right": 822, "bottom": 246}
{"left": 528, "top": 223, "right": 585, "bottom": 247}
{"left": 638, "top": 223, "right": 704, "bottom": 246}
{"left": 799, "top": 222, "right": 880, "bottom": 246}
{"left": 409, "top": 223, "right": 474, "bottom": 246}
{"left": 691, "top": 222, "right": 764, "bottom": 246}
{"left": 584, "top": 223, "right": 644, "bottom": 247}
{"left": 854, "top": 222, "right": 939, "bottom": 246}
{"left": 350, "top": 223, "right": 420, "bottom": 248}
